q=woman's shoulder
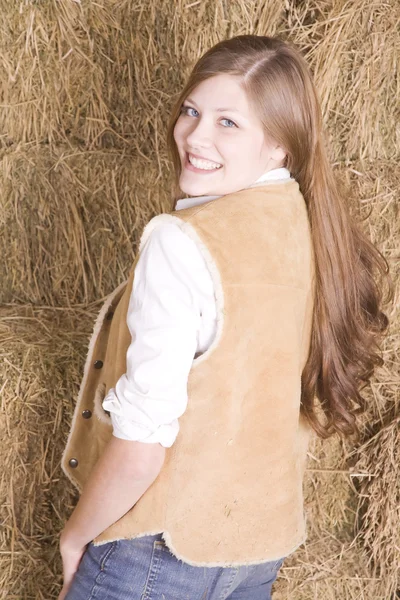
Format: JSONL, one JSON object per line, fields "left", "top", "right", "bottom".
{"left": 138, "top": 220, "right": 213, "bottom": 280}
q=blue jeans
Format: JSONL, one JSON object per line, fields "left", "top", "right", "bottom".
{"left": 65, "top": 532, "right": 285, "bottom": 599}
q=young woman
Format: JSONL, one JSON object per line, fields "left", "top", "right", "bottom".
{"left": 58, "top": 35, "right": 392, "bottom": 600}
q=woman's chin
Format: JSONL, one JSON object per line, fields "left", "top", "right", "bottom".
{"left": 179, "top": 180, "right": 210, "bottom": 197}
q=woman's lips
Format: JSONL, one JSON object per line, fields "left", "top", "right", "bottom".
{"left": 184, "top": 152, "right": 222, "bottom": 174}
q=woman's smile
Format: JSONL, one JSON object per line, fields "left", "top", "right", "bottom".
{"left": 184, "top": 151, "right": 223, "bottom": 174}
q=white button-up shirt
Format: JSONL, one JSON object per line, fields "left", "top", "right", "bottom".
{"left": 102, "top": 167, "right": 293, "bottom": 447}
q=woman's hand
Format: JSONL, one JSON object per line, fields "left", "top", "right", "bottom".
{"left": 58, "top": 530, "right": 87, "bottom": 600}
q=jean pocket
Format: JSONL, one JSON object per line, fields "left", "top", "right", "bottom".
{"left": 88, "top": 540, "right": 119, "bottom": 568}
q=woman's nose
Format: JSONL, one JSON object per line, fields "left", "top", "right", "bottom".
{"left": 185, "top": 118, "right": 213, "bottom": 148}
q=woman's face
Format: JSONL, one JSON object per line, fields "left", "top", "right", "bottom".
{"left": 173, "top": 73, "right": 286, "bottom": 197}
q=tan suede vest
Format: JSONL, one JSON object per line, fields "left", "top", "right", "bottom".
{"left": 61, "top": 178, "right": 316, "bottom": 567}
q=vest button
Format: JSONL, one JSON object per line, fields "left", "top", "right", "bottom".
{"left": 82, "top": 409, "right": 92, "bottom": 419}
{"left": 69, "top": 458, "right": 78, "bottom": 468}
{"left": 106, "top": 311, "right": 114, "bottom": 320}
{"left": 94, "top": 360, "right": 103, "bottom": 369}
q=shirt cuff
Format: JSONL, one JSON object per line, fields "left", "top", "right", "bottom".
{"left": 102, "top": 389, "right": 179, "bottom": 448}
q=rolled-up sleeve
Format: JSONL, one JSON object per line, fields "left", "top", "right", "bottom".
{"left": 102, "top": 222, "right": 203, "bottom": 447}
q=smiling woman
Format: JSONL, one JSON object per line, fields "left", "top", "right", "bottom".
{"left": 59, "top": 33, "right": 392, "bottom": 600}
{"left": 173, "top": 72, "right": 287, "bottom": 197}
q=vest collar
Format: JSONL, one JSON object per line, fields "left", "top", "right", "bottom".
{"left": 175, "top": 167, "right": 293, "bottom": 211}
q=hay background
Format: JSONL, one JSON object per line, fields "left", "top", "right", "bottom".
{"left": 0, "top": 1, "right": 399, "bottom": 598}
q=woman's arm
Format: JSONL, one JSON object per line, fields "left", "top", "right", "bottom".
{"left": 59, "top": 223, "right": 204, "bottom": 597}
{"left": 61, "top": 435, "right": 165, "bottom": 550}
{"left": 58, "top": 437, "right": 164, "bottom": 599}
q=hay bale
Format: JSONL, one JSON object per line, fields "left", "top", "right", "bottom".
{"left": 0, "top": 144, "right": 172, "bottom": 305}
{"left": 283, "top": 0, "right": 400, "bottom": 162}
{"left": 0, "top": 304, "right": 91, "bottom": 597}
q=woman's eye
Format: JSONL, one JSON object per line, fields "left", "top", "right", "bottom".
{"left": 181, "top": 106, "right": 198, "bottom": 117}
{"left": 220, "top": 118, "right": 237, "bottom": 128}
{"left": 180, "top": 106, "right": 237, "bottom": 128}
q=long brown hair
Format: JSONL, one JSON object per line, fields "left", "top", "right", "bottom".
{"left": 166, "top": 35, "right": 394, "bottom": 441}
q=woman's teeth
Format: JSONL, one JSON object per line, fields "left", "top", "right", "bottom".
{"left": 188, "top": 153, "right": 222, "bottom": 170}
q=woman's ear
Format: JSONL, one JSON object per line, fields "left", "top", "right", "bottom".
{"left": 272, "top": 145, "right": 287, "bottom": 165}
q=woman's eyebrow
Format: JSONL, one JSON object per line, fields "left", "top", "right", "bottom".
{"left": 185, "top": 97, "right": 241, "bottom": 114}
